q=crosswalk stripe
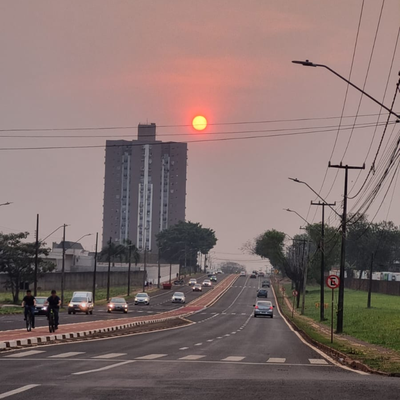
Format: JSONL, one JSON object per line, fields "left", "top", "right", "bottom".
{"left": 136, "top": 354, "right": 167, "bottom": 360}
{"left": 93, "top": 353, "right": 127, "bottom": 359}
{"left": 179, "top": 355, "right": 205, "bottom": 360}
{"left": 5, "top": 350, "right": 45, "bottom": 358}
{"left": 49, "top": 352, "right": 85, "bottom": 358}
{"left": 267, "top": 358, "right": 286, "bottom": 363}
{"left": 309, "top": 359, "right": 328, "bottom": 365}
{"left": 222, "top": 356, "right": 245, "bottom": 361}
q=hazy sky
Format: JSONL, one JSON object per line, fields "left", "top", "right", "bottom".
{"left": 1, "top": 1, "right": 399, "bottom": 270}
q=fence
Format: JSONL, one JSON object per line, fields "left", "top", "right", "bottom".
{"left": 344, "top": 278, "right": 400, "bottom": 296}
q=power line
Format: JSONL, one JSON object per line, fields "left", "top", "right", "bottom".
{"left": 0, "top": 122, "right": 395, "bottom": 152}
{"left": 0, "top": 112, "right": 390, "bottom": 133}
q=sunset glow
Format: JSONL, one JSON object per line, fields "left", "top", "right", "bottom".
{"left": 192, "top": 115, "right": 207, "bottom": 131}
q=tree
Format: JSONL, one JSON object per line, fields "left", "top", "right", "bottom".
{"left": 254, "top": 229, "right": 286, "bottom": 271}
{"left": 0, "top": 232, "right": 54, "bottom": 303}
{"left": 156, "top": 221, "right": 217, "bottom": 273}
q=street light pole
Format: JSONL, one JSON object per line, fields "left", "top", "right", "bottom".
{"left": 92, "top": 232, "right": 98, "bottom": 303}
{"left": 292, "top": 60, "right": 400, "bottom": 119}
{"left": 311, "top": 201, "right": 336, "bottom": 321}
{"left": 61, "top": 224, "right": 66, "bottom": 307}
{"left": 127, "top": 244, "right": 132, "bottom": 296}
{"left": 34, "top": 214, "right": 39, "bottom": 296}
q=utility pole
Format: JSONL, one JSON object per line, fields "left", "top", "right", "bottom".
{"left": 127, "top": 243, "right": 132, "bottom": 296}
{"left": 367, "top": 252, "right": 374, "bottom": 309}
{"left": 34, "top": 214, "right": 39, "bottom": 296}
{"left": 329, "top": 162, "right": 365, "bottom": 333}
{"left": 92, "top": 232, "right": 98, "bottom": 303}
{"left": 300, "top": 238, "right": 309, "bottom": 315}
{"left": 60, "top": 224, "right": 67, "bottom": 307}
{"left": 106, "top": 237, "right": 112, "bottom": 301}
{"left": 142, "top": 246, "right": 148, "bottom": 292}
{"left": 157, "top": 246, "right": 161, "bottom": 289}
{"left": 311, "top": 201, "right": 336, "bottom": 321}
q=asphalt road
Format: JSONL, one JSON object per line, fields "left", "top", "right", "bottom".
{"left": 0, "top": 274, "right": 217, "bottom": 331}
{"left": 0, "top": 275, "right": 399, "bottom": 400}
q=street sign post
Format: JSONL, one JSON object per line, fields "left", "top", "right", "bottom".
{"left": 292, "top": 290, "right": 298, "bottom": 318}
{"left": 326, "top": 275, "right": 340, "bottom": 343}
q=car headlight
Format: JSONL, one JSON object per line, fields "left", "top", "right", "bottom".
{"left": 42, "top": 306, "right": 47, "bottom": 311}
{"left": 124, "top": 304, "right": 128, "bottom": 308}
{"left": 134, "top": 298, "right": 138, "bottom": 301}
{"left": 68, "top": 303, "right": 73, "bottom": 307}
{"left": 109, "top": 304, "right": 114, "bottom": 308}
{"left": 81, "top": 302, "right": 87, "bottom": 308}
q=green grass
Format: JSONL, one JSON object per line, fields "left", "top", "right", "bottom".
{"left": 283, "top": 283, "right": 400, "bottom": 352}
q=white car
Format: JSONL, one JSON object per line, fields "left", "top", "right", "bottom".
{"left": 188, "top": 278, "right": 197, "bottom": 286}
{"left": 134, "top": 293, "right": 150, "bottom": 305}
{"left": 202, "top": 279, "right": 212, "bottom": 287}
{"left": 240, "top": 271, "right": 246, "bottom": 277}
{"left": 172, "top": 292, "right": 186, "bottom": 303}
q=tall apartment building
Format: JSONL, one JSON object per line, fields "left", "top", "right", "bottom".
{"left": 102, "top": 123, "right": 187, "bottom": 252}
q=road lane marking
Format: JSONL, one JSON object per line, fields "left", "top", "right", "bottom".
{"left": 179, "top": 355, "right": 205, "bottom": 360}
{"left": 222, "top": 356, "right": 245, "bottom": 361}
{"left": 5, "top": 350, "right": 45, "bottom": 358}
{"left": 224, "top": 334, "right": 230, "bottom": 337}
{"left": 217, "top": 336, "right": 223, "bottom": 339}
{"left": 135, "top": 354, "right": 167, "bottom": 360}
{"left": 207, "top": 339, "right": 214, "bottom": 342}
{"left": 93, "top": 353, "right": 127, "bottom": 359}
{"left": 309, "top": 359, "right": 328, "bottom": 365}
{"left": 194, "top": 343, "right": 202, "bottom": 346}
{"left": 267, "top": 358, "right": 286, "bottom": 363}
{"left": 0, "top": 384, "right": 40, "bottom": 399}
{"left": 179, "top": 347, "right": 189, "bottom": 350}
{"left": 49, "top": 352, "right": 85, "bottom": 358}
{"left": 72, "top": 360, "right": 134, "bottom": 375}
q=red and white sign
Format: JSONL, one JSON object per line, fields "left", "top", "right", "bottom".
{"left": 326, "top": 275, "right": 340, "bottom": 289}
{"left": 292, "top": 290, "right": 298, "bottom": 297}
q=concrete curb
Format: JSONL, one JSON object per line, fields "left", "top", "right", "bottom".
{"left": 0, "top": 274, "right": 238, "bottom": 351}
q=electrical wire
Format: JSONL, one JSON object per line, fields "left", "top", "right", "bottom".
{"left": 0, "top": 122, "right": 395, "bottom": 151}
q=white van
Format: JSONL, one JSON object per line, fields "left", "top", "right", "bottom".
{"left": 68, "top": 291, "right": 94, "bottom": 315}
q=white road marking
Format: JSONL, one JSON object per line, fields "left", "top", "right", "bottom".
{"left": 231, "top": 313, "right": 236, "bottom": 315}
{"left": 217, "top": 337, "right": 223, "bottom": 339}
{"left": 72, "top": 360, "right": 134, "bottom": 375}
{"left": 207, "top": 339, "right": 214, "bottom": 342}
{"left": 93, "top": 353, "right": 127, "bottom": 359}
{"left": 179, "top": 355, "right": 205, "bottom": 360}
{"left": 0, "top": 384, "right": 40, "bottom": 399}
{"left": 50, "top": 352, "right": 85, "bottom": 358}
{"left": 135, "top": 354, "right": 168, "bottom": 360}
{"left": 222, "top": 356, "right": 245, "bottom": 362}
{"left": 179, "top": 347, "right": 189, "bottom": 350}
{"left": 309, "top": 358, "right": 328, "bottom": 365}
{"left": 224, "top": 334, "right": 230, "bottom": 337}
{"left": 267, "top": 358, "right": 286, "bottom": 363}
{"left": 5, "top": 350, "right": 45, "bottom": 358}
{"left": 194, "top": 343, "right": 203, "bottom": 346}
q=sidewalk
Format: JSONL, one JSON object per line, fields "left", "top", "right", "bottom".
{"left": 0, "top": 274, "right": 238, "bottom": 350}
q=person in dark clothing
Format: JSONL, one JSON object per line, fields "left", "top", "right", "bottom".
{"left": 22, "top": 290, "right": 36, "bottom": 329}
{"left": 45, "top": 290, "right": 61, "bottom": 329}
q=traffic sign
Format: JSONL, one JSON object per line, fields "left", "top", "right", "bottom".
{"left": 292, "top": 290, "right": 298, "bottom": 297}
{"left": 326, "top": 275, "right": 340, "bottom": 289}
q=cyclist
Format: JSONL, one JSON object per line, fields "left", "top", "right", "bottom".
{"left": 21, "top": 289, "right": 36, "bottom": 329}
{"left": 45, "top": 290, "right": 61, "bottom": 330}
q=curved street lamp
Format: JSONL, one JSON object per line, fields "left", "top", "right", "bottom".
{"left": 292, "top": 60, "right": 400, "bottom": 120}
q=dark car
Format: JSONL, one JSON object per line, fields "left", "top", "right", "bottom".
{"left": 257, "top": 289, "right": 268, "bottom": 298}
{"left": 107, "top": 297, "right": 128, "bottom": 313}
{"left": 254, "top": 300, "right": 274, "bottom": 318}
{"left": 262, "top": 280, "right": 270, "bottom": 288}
{"left": 250, "top": 274, "right": 257, "bottom": 279}
{"left": 34, "top": 297, "right": 48, "bottom": 315}
{"left": 210, "top": 275, "right": 217, "bottom": 282}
